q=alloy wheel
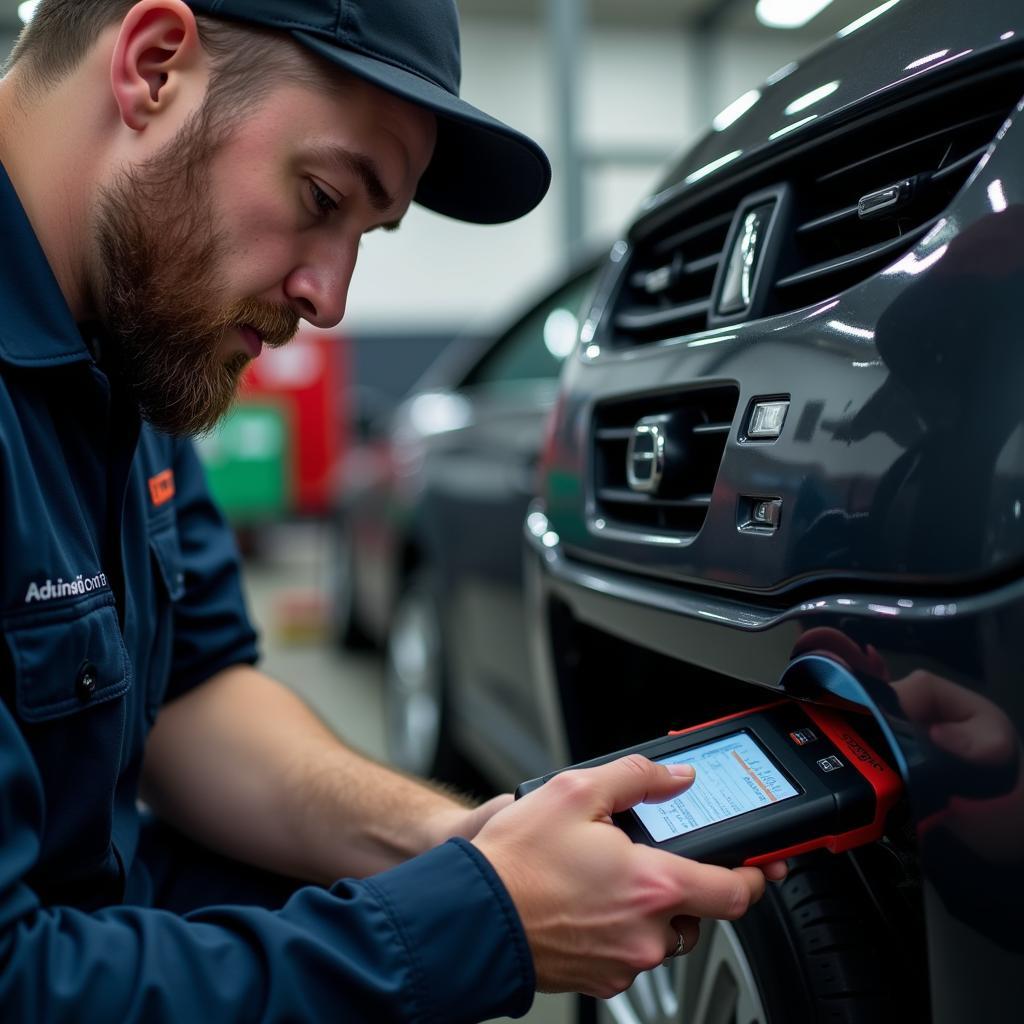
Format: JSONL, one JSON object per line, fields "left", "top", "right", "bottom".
{"left": 597, "top": 921, "right": 767, "bottom": 1024}
{"left": 385, "top": 584, "right": 443, "bottom": 776}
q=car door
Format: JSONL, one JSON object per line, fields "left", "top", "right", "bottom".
{"left": 426, "top": 267, "right": 597, "bottom": 787}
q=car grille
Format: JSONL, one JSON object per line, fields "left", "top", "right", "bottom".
{"left": 611, "top": 62, "right": 1024, "bottom": 348}
{"left": 592, "top": 386, "right": 739, "bottom": 535}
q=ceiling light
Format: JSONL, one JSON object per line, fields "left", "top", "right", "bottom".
{"left": 684, "top": 150, "right": 743, "bottom": 185}
{"left": 713, "top": 90, "right": 762, "bottom": 132}
{"left": 837, "top": 0, "right": 901, "bottom": 38}
{"left": 18, "top": 1, "right": 40, "bottom": 23}
{"left": 905, "top": 49, "right": 950, "bottom": 70}
{"left": 784, "top": 80, "right": 840, "bottom": 115}
{"left": 756, "top": 0, "right": 834, "bottom": 30}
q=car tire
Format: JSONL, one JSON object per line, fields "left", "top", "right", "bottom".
{"left": 587, "top": 852, "right": 914, "bottom": 1024}
{"left": 328, "top": 520, "right": 373, "bottom": 650}
{"left": 383, "top": 572, "right": 463, "bottom": 783}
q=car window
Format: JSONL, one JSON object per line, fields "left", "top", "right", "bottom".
{"left": 461, "top": 271, "right": 595, "bottom": 390}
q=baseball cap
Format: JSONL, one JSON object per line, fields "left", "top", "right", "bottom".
{"left": 185, "top": 0, "right": 551, "bottom": 224}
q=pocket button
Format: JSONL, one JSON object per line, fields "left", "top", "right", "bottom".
{"left": 76, "top": 662, "right": 99, "bottom": 701}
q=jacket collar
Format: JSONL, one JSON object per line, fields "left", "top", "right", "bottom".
{"left": 0, "top": 162, "right": 92, "bottom": 368}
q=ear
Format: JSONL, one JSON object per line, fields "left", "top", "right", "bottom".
{"left": 110, "top": 0, "right": 204, "bottom": 132}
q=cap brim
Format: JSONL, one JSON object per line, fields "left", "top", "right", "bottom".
{"left": 294, "top": 31, "right": 551, "bottom": 225}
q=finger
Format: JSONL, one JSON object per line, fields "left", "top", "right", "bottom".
{"left": 891, "top": 670, "right": 982, "bottom": 724}
{"left": 929, "top": 719, "right": 1018, "bottom": 766}
{"left": 557, "top": 755, "right": 696, "bottom": 817}
{"left": 733, "top": 866, "right": 768, "bottom": 906}
{"left": 659, "top": 854, "right": 765, "bottom": 921}
{"left": 760, "top": 859, "right": 789, "bottom": 883}
{"left": 455, "top": 794, "right": 514, "bottom": 840}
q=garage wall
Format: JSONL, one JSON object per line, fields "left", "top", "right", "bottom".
{"left": 345, "top": 20, "right": 801, "bottom": 333}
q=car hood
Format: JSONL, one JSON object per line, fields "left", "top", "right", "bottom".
{"left": 647, "top": 0, "right": 1023, "bottom": 212}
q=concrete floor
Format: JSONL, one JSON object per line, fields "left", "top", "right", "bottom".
{"left": 241, "top": 522, "right": 573, "bottom": 1024}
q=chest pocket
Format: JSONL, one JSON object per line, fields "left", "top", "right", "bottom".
{"left": 8, "top": 592, "right": 130, "bottom": 721}
{"left": 146, "top": 516, "right": 185, "bottom": 716}
{"left": 3, "top": 592, "right": 131, "bottom": 880}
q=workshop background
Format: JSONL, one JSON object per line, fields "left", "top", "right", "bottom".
{"left": 1, "top": 3, "right": 881, "bottom": 1022}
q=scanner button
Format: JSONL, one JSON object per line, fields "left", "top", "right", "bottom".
{"left": 790, "top": 728, "right": 817, "bottom": 746}
{"left": 817, "top": 755, "right": 844, "bottom": 773}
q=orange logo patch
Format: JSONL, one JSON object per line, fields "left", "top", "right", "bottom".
{"left": 148, "top": 470, "right": 175, "bottom": 507}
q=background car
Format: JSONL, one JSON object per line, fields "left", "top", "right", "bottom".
{"left": 329, "top": 262, "right": 598, "bottom": 787}
{"left": 527, "top": 2, "right": 1024, "bottom": 1022}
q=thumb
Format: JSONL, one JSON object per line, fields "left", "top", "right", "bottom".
{"left": 582, "top": 754, "right": 696, "bottom": 817}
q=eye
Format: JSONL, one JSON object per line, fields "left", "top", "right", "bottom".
{"left": 308, "top": 179, "right": 339, "bottom": 219}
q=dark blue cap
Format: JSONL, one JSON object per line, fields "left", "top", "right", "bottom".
{"left": 186, "top": 0, "right": 550, "bottom": 223}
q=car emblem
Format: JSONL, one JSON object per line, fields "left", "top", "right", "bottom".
{"left": 627, "top": 417, "right": 666, "bottom": 493}
{"left": 718, "top": 200, "right": 776, "bottom": 316}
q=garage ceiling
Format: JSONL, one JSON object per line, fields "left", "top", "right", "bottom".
{"left": 0, "top": 1, "right": 879, "bottom": 38}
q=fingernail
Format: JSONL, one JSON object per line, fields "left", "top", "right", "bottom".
{"left": 667, "top": 764, "right": 695, "bottom": 779}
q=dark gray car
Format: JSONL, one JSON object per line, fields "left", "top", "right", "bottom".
{"left": 528, "top": 2, "right": 1024, "bottom": 1021}
{"left": 330, "top": 264, "right": 596, "bottom": 785}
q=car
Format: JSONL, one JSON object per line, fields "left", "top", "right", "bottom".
{"left": 328, "top": 261, "right": 598, "bottom": 786}
{"left": 526, "top": 1, "right": 1024, "bottom": 1022}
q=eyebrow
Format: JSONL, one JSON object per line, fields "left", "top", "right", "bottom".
{"left": 306, "top": 144, "right": 403, "bottom": 231}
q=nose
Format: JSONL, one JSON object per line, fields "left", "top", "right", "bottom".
{"left": 283, "top": 240, "right": 358, "bottom": 329}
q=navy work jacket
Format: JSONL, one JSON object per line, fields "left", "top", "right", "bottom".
{"left": 0, "top": 165, "right": 534, "bottom": 1021}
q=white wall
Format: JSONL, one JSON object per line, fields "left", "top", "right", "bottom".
{"left": 345, "top": 19, "right": 803, "bottom": 333}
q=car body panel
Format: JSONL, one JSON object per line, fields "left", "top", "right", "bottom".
{"left": 648, "top": 0, "right": 1023, "bottom": 216}
{"left": 532, "top": 5, "right": 1024, "bottom": 1018}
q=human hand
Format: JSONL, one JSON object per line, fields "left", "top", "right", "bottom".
{"left": 892, "top": 670, "right": 1019, "bottom": 771}
{"left": 472, "top": 755, "right": 785, "bottom": 998}
{"left": 426, "top": 794, "right": 514, "bottom": 848}
{"left": 892, "top": 669, "right": 1024, "bottom": 862}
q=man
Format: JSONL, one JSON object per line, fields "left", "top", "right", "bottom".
{"left": 0, "top": 2, "right": 784, "bottom": 1020}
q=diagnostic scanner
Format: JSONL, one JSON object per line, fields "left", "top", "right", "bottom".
{"left": 515, "top": 701, "right": 903, "bottom": 868}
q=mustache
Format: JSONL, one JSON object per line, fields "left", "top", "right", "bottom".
{"left": 218, "top": 298, "right": 301, "bottom": 349}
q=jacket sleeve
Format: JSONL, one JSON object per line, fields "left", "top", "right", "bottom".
{"left": 0, "top": 704, "right": 535, "bottom": 1022}
{"left": 163, "top": 438, "right": 260, "bottom": 702}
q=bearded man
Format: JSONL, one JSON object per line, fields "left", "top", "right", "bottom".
{"left": 0, "top": 2, "right": 783, "bottom": 1020}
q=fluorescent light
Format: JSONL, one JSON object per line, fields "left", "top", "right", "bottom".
{"left": 18, "top": 1, "right": 40, "bottom": 23}
{"left": 988, "top": 179, "right": 1008, "bottom": 213}
{"left": 784, "top": 80, "right": 840, "bottom": 115}
{"left": 769, "top": 114, "right": 817, "bottom": 140}
{"left": 687, "top": 334, "right": 736, "bottom": 348}
{"left": 766, "top": 61, "right": 799, "bottom": 85}
{"left": 826, "top": 320, "right": 875, "bottom": 341}
{"left": 905, "top": 49, "right": 950, "bottom": 70}
{"left": 713, "top": 90, "right": 761, "bottom": 132}
{"left": 838, "top": 0, "right": 901, "bottom": 38}
{"left": 756, "top": 0, "right": 834, "bottom": 30}
{"left": 684, "top": 150, "right": 743, "bottom": 185}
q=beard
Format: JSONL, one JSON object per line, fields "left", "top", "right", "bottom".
{"left": 93, "top": 110, "right": 299, "bottom": 437}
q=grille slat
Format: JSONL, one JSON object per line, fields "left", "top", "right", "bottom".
{"left": 615, "top": 299, "right": 712, "bottom": 334}
{"left": 652, "top": 211, "right": 735, "bottom": 256}
{"left": 797, "top": 203, "right": 860, "bottom": 235}
{"left": 813, "top": 110, "right": 1002, "bottom": 186}
{"left": 598, "top": 488, "right": 712, "bottom": 508}
{"left": 932, "top": 143, "right": 990, "bottom": 182}
{"left": 775, "top": 218, "right": 939, "bottom": 291}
